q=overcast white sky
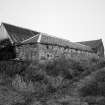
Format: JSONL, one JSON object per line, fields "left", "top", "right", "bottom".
{"left": 0, "top": 0, "right": 105, "bottom": 46}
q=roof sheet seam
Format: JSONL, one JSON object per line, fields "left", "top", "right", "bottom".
{"left": 21, "top": 34, "right": 39, "bottom": 43}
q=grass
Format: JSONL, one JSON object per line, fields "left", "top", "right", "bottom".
{"left": 0, "top": 56, "right": 104, "bottom": 105}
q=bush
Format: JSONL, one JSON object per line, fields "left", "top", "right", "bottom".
{"left": 83, "top": 96, "right": 96, "bottom": 105}
{"left": 0, "top": 60, "right": 30, "bottom": 77}
{"left": 78, "top": 68, "right": 105, "bottom": 97}
{"left": 44, "top": 57, "right": 85, "bottom": 79}
{"left": 83, "top": 96, "right": 105, "bottom": 105}
{"left": 79, "top": 80, "right": 98, "bottom": 96}
{"left": 96, "top": 97, "right": 105, "bottom": 105}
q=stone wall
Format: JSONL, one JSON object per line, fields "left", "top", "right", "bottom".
{"left": 38, "top": 44, "right": 99, "bottom": 62}
{"left": 97, "top": 44, "right": 104, "bottom": 57}
{"left": 15, "top": 44, "right": 39, "bottom": 61}
{"left": 38, "top": 44, "right": 63, "bottom": 61}
{"left": 15, "top": 43, "right": 99, "bottom": 62}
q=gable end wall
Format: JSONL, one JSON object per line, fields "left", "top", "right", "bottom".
{"left": 15, "top": 43, "right": 39, "bottom": 61}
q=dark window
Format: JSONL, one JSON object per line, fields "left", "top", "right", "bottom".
{"left": 47, "top": 54, "right": 50, "bottom": 57}
{"left": 46, "top": 45, "right": 49, "bottom": 49}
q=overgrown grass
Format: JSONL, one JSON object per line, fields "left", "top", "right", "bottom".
{"left": 0, "top": 60, "right": 30, "bottom": 77}
{"left": 0, "top": 56, "right": 104, "bottom": 105}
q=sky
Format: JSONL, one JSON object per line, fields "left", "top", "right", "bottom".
{"left": 0, "top": 0, "right": 105, "bottom": 46}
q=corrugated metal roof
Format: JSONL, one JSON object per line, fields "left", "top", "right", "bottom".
{"left": 40, "top": 33, "right": 93, "bottom": 52}
{"left": 2, "top": 23, "right": 39, "bottom": 43}
{"left": 78, "top": 39, "right": 103, "bottom": 49}
{"left": 1, "top": 23, "right": 93, "bottom": 52}
{"left": 22, "top": 33, "right": 93, "bottom": 52}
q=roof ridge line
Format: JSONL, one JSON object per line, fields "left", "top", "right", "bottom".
{"left": 78, "top": 39, "right": 102, "bottom": 43}
{"left": 37, "top": 34, "right": 42, "bottom": 43}
{"left": 1, "top": 22, "right": 39, "bottom": 33}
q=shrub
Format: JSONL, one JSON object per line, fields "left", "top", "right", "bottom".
{"left": 44, "top": 57, "right": 85, "bottom": 79}
{"left": 96, "top": 97, "right": 105, "bottom": 105}
{"left": 83, "top": 96, "right": 96, "bottom": 105}
{"left": 79, "top": 80, "right": 98, "bottom": 96}
{"left": 78, "top": 68, "right": 105, "bottom": 97}
{"left": 83, "top": 96, "right": 105, "bottom": 105}
{"left": 0, "top": 60, "right": 30, "bottom": 77}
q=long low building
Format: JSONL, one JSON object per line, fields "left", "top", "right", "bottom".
{"left": 0, "top": 22, "right": 103, "bottom": 61}
{"left": 78, "top": 39, "right": 104, "bottom": 57}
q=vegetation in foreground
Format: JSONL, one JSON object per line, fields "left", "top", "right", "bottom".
{"left": 0, "top": 57, "right": 105, "bottom": 105}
